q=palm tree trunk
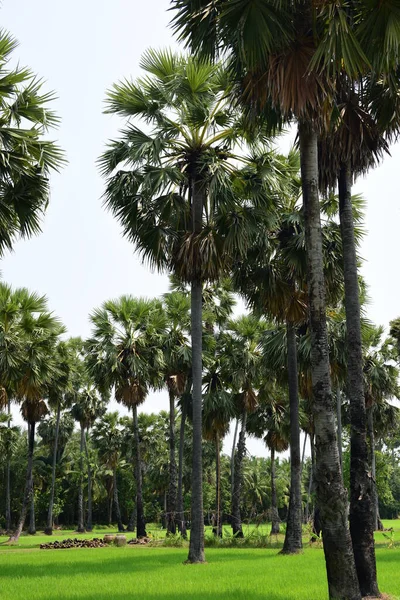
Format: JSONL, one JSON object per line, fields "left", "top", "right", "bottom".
{"left": 187, "top": 176, "right": 205, "bottom": 564}
{"left": 177, "top": 395, "right": 188, "bottom": 538}
{"left": 167, "top": 389, "right": 177, "bottom": 535}
{"left": 231, "top": 410, "right": 246, "bottom": 538}
{"left": 231, "top": 418, "right": 239, "bottom": 499}
{"left": 5, "top": 398, "right": 12, "bottom": 532}
{"left": 9, "top": 422, "right": 36, "bottom": 542}
{"left": 301, "top": 432, "right": 307, "bottom": 475}
{"left": 77, "top": 423, "right": 85, "bottom": 533}
{"left": 215, "top": 432, "right": 222, "bottom": 537}
{"left": 367, "top": 406, "right": 383, "bottom": 531}
{"left": 270, "top": 446, "right": 280, "bottom": 535}
{"left": 84, "top": 431, "right": 93, "bottom": 532}
{"left": 282, "top": 321, "right": 303, "bottom": 553}
{"left": 338, "top": 162, "right": 379, "bottom": 597}
{"left": 299, "top": 123, "right": 360, "bottom": 600}
{"left": 113, "top": 467, "right": 124, "bottom": 532}
{"left": 188, "top": 278, "right": 205, "bottom": 561}
{"left": 45, "top": 402, "right": 61, "bottom": 535}
{"left": 133, "top": 404, "right": 146, "bottom": 538}
{"left": 28, "top": 494, "right": 36, "bottom": 535}
{"left": 337, "top": 386, "right": 343, "bottom": 472}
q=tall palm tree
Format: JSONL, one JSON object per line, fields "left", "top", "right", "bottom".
{"left": 0, "top": 412, "right": 19, "bottom": 531}
{"left": 92, "top": 412, "right": 125, "bottom": 532}
{"left": 99, "top": 51, "right": 282, "bottom": 562}
{"left": 86, "top": 296, "right": 166, "bottom": 538}
{"left": 8, "top": 306, "right": 64, "bottom": 542}
{"left": 43, "top": 339, "right": 77, "bottom": 534}
{"left": 0, "top": 30, "right": 64, "bottom": 256}
{"left": 162, "top": 291, "right": 191, "bottom": 535}
{"left": 171, "top": 3, "right": 371, "bottom": 596}
{"left": 71, "top": 386, "right": 106, "bottom": 532}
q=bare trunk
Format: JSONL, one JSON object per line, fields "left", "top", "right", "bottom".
{"left": 9, "top": 422, "right": 36, "bottom": 542}
{"left": 301, "top": 432, "right": 307, "bottom": 476}
{"left": 231, "top": 410, "right": 246, "bottom": 538}
{"left": 187, "top": 175, "right": 205, "bottom": 563}
{"left": 282, "top": 321, "right": 303, "bottom": 553}
{"left": 339, "top": 163, "right": 379, "bottom": 597}
{"left": 113, "top": 468, "right": 124, "bottom": 532}
{"left": 337, "top": 386, "right": 343, "bottom": 473}
{"left": 187, "top": 278, "right": 205, "bottom": 561}
{"left": 177, "top": 394, "right": 188, "bottom": 538}
{"left": 45, "top": 402, "right": 61, "bottom": 535}
{"left": 215, "top": 433, "right": 222, "bottom": 537}
{"left": 5, "top": 398, "right": 12, "bottom": 531}
{"left": 300, "top": 124, "right": 360, "bottom": 600}
{"left": 84, "top": 431, "right": 93, "bottom": 532}
{"left": 28, "top": 494, "right": 36, "bottom": 535}
{"left": 231, "top": 418, "right": 239, "bottom": 499}
{"left": 270, "top": 446, "right": 280, "bottom": 535}
{"left": 167, "top": 389, "right": 177, "bottom": 535}
{"left": 77, "top": 423, "right": 85, "bottom": 533}
{"left": 133, "top": 404, "right": 146, "bottom": 538}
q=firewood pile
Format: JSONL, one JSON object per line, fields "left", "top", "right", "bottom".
{"left": 128, "top": 537, "right": 151, "bottom": 545}
{"left": 40, "top": 537, "right": 106, "bottom": 549}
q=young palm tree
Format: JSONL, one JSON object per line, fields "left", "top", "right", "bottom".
{"left": 86, "top": 296, "right": 166, "bottom": 538}
{"left": 99, "top": 51, "right": 281, "bottom": 562}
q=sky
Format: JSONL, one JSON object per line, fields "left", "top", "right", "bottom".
{"left": 2, "top": 0, "right": 400, "bottom": 457}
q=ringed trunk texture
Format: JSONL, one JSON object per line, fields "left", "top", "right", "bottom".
{"left": 28, "top": 494, "right": 36, "bottom": 535}
{"left": 9, "top": 421, "right": 36, "bottom": 542}
{"left": 230, "top": 418, "right": 239, "bottom": 499}
{"left": 45, "top": 402, "right": 61, "bottom": 535}
{"left": 337, "top": 387, "right": 343, "bottom": 472}
{"left": 5, "top": 398, "right": 11, "bottom": 531}
{"left": 77, "top": 424, "right": 85, "bottom": 533}
{"left": 231, "top": 411, "right": 247, "bottom": 538}
{"left": 215, "top": 433, "right": 222, "bottom": 537}
{"left": 167, "top": 389, "right": 177, "bottom": 535}
{"left": 84, "top": 431, "right": 93, "bottom": 532}
{"left": 177, "top": 394, "right": 188, "bottom": 538}
{"left": 367, "top": 406, "right": 382, "bottom": 532}
{"left": 339, "top": 163, "right": 379, "bottom": 597}
{"left": 187, "top": 278, "right": 205, "bottom": 562}
{"left": 282, "top": 321, "right": 303, "bottom": 553}
{"left": 270, "top": 446, "right": 280, "bottom": 535}
{"left": 300, "top": 124, "right": 360, "bottom": 600}
{"left": 133, "top": 404, "right": 146, "bottom": 538}
{"left": 187, "top": 175, "right": 205, "bottom": 563}
{"left": 113, "top": 468, "right": 124, "bottom": 532}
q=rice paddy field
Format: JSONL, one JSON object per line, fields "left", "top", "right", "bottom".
{"left": 1, "top": 521, "right": 399, "bottom": 600}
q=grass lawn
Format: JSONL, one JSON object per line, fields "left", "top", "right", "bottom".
{"left": 0, "top": 521, "right": 399, "bottom": 600}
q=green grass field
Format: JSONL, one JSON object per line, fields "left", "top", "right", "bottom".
{"left": 1, "top": 521, "right": 399, "bottom": 600}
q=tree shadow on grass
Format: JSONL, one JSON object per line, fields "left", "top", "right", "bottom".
{"left": 0, "top": 548, "right": 277, "bottom": 580}
{"left": 38, "top": 591, "right": 296, "bottom": 600}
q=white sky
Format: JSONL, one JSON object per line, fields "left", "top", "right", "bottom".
{"left": 2, "top": 0, "right": 400, "bottom": 458}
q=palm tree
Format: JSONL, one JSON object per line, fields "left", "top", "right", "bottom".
{"left": 71, "top": 386, "right": 106, "bottom": 532}
{"left": 162, "top": 291, "right": 191, "bottom": 535}
{"left": 43, "top": 339, "right": 77, "bottom": 535}
{"left": 86, "top": 296, "right": 166, "bottom": 538}
{"left": 171, "top": 3, "right": 369, "bottom": 596}
{"left": 363, "top": 327, "right": 400, "bottom": 530}
{"left": 223, "top": 315, "right": 264, "bottom": 538}
{"left": 100, "top": 51, "right": 282, "bottom": 562}
{"left": 0, "top": 30, "right": 64, "bottom": 256}
{"left": 8, "top": 306, "right": 64, "bottom": 542}
{"left": 0, "top": 412, "right": 19, "bottom": 531}
{"left": 92, "top": 412, "right": 125, "bottom": 532}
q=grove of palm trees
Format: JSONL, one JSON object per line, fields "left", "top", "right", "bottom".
{"left": 1, "top": 1, "right": 400, "bottom": 599}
